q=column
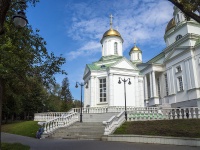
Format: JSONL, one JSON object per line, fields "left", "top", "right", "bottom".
{"left": 135, "top": 76, "right": 138, "bottom": 106}
{"left": 152, "top": 71, "right": 157, "bottom": 97}
{"left": 90, "top": 76, "right": 95, "bottom": 107}
{"left": 144, "top": 75, "right": 148, "bottom": 100}
{"left": 109, "top": 73, "right": 114, "bottom": 106}
{"left": 149, "top": 72, "right": 153, "bottom": 98}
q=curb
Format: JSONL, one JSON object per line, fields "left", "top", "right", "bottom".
{"left": 102, "top": 135, "right": 200, "bottom": 147}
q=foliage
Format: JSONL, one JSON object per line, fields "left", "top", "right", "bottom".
{"left": 2, "top": 121, "right": 40, "bottom": 138}
{"left": 114, "top": 119, "right": 200, "bottom": 138}
{"left": 60, "top": 77, "right": 73, "bottom": 111}
{"left": 2, "top": 143, "right": 30, "bottom": 150}
{"left": 0, "top": 0, "right": 67, "bottom": 121}
{"left": 168, "top": 0, "right": 200, "bottom": 23}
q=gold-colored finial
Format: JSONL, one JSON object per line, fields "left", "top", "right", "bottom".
{"left": 110, "top": 14, "right": 113, "bottom": 29}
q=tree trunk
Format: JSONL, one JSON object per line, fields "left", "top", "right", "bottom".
{"left": 168, "top": 0, "right": 200, "bottom": 23}
{"left": 0, "top": 78, "right": 3, "bottom": 149}
{"left": 0, "top": 0, "right": 11, "bottom": 35}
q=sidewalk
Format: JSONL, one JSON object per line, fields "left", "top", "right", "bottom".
{"left": 2, "top": 132, "right": 199, "bottom": 150}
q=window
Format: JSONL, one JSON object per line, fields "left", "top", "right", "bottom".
{"left": 138, "top": 53, "right": 140, "bottom": 60}
{"left": 99, "top": 78, "right": 106, "bottom": 102}
{"left": 114, "top": 42, "right": 118, "bottom": 54}
{"left": 176, "top": 35, "right": 182, "bottom": 41}
{"left": 164, "top": 74, "right": 169, "bottom": 96}
{"left": 177, "top": 76, "right": 184, "bottom": 91}
{"left": 176, "top": 65, "right": 182, "bottom": 73}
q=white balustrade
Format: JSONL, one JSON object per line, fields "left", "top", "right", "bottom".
{"left": 43, "top": 112, "right": 78, "bottom": 134}
{"left": 34, "top": 112, "right": 70, "bottom": 122}
{"left": 104, "top": 111, "right": 126, "bottom": 135}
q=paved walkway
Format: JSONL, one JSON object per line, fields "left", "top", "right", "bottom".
{"left": 2, "top": 132, "right": 199, "bottom": 150}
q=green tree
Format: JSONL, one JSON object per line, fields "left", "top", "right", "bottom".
{"left": 60, "top": 77, "right": 73, "bottom": 111}
{"left": 168, "top": 0, "right": 200, "bottom": 23}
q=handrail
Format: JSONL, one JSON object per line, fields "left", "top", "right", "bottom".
{"left": 43, "top": 112, "right": 78, "bottom": 135}
{"left": 104, "top": 111, "right": 126, "bottom": 135}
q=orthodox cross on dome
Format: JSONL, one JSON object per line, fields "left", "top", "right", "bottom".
{"left": 134, "top": 38, "right": 136, "bottom": 46}
{"left": 110, "top": 14, "right": 113, "bottom": 29}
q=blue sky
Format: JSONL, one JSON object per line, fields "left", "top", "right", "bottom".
{"left": 26, "top": 0, "right": 173, "bottom": 100}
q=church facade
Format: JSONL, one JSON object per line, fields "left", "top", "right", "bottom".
{"left": 83, "top": 7, "right": 200, "bottom": 108}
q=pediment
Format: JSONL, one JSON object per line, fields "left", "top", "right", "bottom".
{"left": 164, "top": 48, "right": 186, "bottom": 62}
{"left": 111, "top": 58, "right": 138, "bottom": 70}
{"left": 84, "top": 65, "right": 90, "bottom": 77}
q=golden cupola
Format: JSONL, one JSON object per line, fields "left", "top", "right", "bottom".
{"left": 129, "top": 42, "right": 142, "bottom": 63}
{"left": 165, "top": 18, "right": 176, "bottom": 33}
{"left": 100, "top": 15, "right": 123, "bottom": 43}
{"left": 101, "top": 15, "right": 124, "bottom": 57}
{"left": 129, "top": 45, "right": 142, "bottom": 55}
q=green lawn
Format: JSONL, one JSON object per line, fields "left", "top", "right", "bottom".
{"left": 2, "top": 143, "right": 30, "bottom": 150}
{"left": 2, "top": 121, "right": 40, "bottom": 138}
{"left": 114, "top": 119, "right": 200, "bottom": 138}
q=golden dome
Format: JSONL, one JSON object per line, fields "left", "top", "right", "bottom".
{"left": 100, "top": 28, "right": 123, "bottom": 43}
{"left": 165, "top": 18, "right": 176, "bottom": 33}
{"left": 129, "top": 45, "right": 141, "bottom": 55}
{"left": 103, "top": 28, "right": 121, "bottom": 38}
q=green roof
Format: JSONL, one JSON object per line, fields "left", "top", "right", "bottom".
{"left": 147, "top": 52, "right": 164, "bottom": 64}
{"left": 87, "top": 55, "right": 123, "bottom": 71}
{"left": 195, "top": 38, "right": 200, "bottom": 46}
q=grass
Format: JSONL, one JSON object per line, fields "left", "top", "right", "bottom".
{"left": 2, "top": 143, "right": 30, "bottom": 150}
{"left": 114, "top": 119, "right": 200, "bottom": 138}
{"left": 2, "top": 121, "right": 40, "bottom": 138}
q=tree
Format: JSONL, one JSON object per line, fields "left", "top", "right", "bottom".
{"left": 0, "top": 0, "right": 66, "bottom": 148}
{"left": 60, "top": 77, "right": 73, "bottom": 111}
{"left": 168, "top": 0, "right": 200, "bottom": 23}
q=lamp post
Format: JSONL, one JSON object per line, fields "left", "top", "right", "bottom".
{"left": 75, "top": 82, "right": 88, "bottom": 122}
{"left": 118, "top": 77, "right": 131, "bottom": 121}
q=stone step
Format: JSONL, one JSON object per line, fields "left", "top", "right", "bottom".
{"left": 50, "top": 121, "right": 105, "bottom": 140}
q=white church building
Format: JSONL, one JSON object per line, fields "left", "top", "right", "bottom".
{"left": 83, "top": 7, "right": 200, "bottom": 108}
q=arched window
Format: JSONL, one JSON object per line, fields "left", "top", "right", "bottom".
{"left": 114, "top": 42, "right": 118, "bottom": 54}
{"left": 176, "top": 34, "right": 182, "bottom": 41}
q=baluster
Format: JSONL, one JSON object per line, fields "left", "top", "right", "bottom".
{"left": 193, "top": 108, "right": 197, "bottom": 119}
{"left": 198, "top": 108, "right": 200, "bottom": 119}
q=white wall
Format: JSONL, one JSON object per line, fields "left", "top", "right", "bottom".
{"left": 102, "top": 36, "right": 123, "bottom": 56}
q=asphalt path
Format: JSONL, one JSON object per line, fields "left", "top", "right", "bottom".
{"left": 2, "top": 132, "right": 199, "bottom": 150}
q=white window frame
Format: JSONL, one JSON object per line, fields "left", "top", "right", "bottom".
{"left": 177, "top": 76, "right": 184, "bottom": 92}
{"left": 99, "top": 78, "right": 107, "bottom": 102}
{"left": 114, "top": 42, "right": 118, "bottom": 54}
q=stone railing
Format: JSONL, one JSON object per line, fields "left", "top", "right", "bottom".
{"left": 103, "top": 111, "right": 126, "bottom": 135}
{"left": 34, "top": 112, "right": 70, "bottom": 122}
{"left": 42, "top": 112, "right": 78, "bottom": 136}
{"left": 71, "top": 106, "right": 145, "bottom": 114}
{"left": 127, "top": 107, "right": 200, "bottom": 121}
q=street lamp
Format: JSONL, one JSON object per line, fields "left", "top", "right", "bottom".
{"left": 12, "top": 1, "right": 28, "bottom": 28}
{"left": 13, "top": 10, "right": 28, "bottom": 27}
{"left": 118, "top": 77, "right": 131, "bottom": 121}
{"left": 75, "top": 82, "right": 88, "bottom": 122}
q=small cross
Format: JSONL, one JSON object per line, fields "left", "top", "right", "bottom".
{"left": 134, "top": 38, "right": 136, "bottom": 46}
{"left": 110, "top": 14, "right": 113, "bottom": 29}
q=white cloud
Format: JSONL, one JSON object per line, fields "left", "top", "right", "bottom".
{"left": 66, "top": 41, "right": 101, "bottom": 60}
{"left": 64, "top": 0, "right": 173, "bottom": 60}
